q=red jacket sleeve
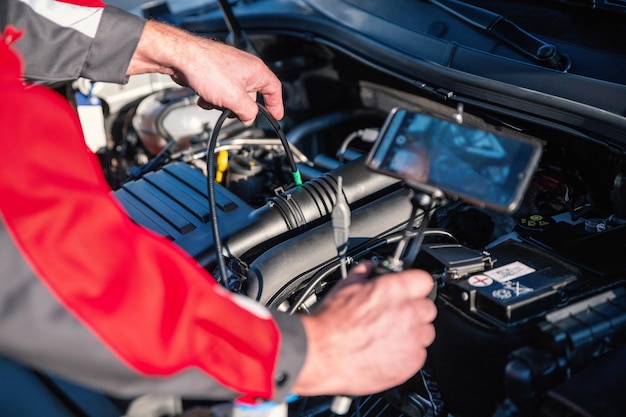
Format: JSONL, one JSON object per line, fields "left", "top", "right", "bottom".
{"left": 0, "top": 36, "right": 281, "bottom": 400}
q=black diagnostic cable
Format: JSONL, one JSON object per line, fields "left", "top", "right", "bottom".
{"left": 206, "top": 104, "right": 302, "bottom": 287}
{"left": 256, "top": 105, "right": 302, "bottom": 185}
{"left": 285, "top": 225, "right": 456, "bottom": 315}
{"left": 206, "top": 109, "right": 232, "bottom": 286}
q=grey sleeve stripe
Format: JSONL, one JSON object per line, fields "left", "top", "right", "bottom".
{"left": 17, "top": 0, "right": 103, "bottom": 38}
{"left": 0, "top": 222, "right": 237, "bottom": 400}
{"left": 269, "top": 310, "right": 307, "bottom": 401}
{"left": 0, "top": 1, "right": 144, "bottom": 84}
{"left": 82, "top": 6, "right": 145, "bottom": 84}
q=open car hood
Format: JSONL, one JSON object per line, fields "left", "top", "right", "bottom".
{"left": 172, "top": 0, "right": 626, "bottom": 150}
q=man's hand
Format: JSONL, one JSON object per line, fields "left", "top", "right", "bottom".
{"left": 127, "top": 21, "right": 283, "bottom": 125}
{"left": 293, "top": 262, "right": 437, "bottom": 397}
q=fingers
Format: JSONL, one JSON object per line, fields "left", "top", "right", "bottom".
{"left": 199, "top": 85, "right": 283, "bottom": 126}
{"left": 342, "top": 263, "right": 437, "bottom": 331}
{"left": 293, "top": 265, "right": 438, "bottom": 397}
{"left": 216, "top": 49, "right": 284, "bottom": 124}
{"left": 335, "top": 263, "right": 435, "bottom": 310}
{"left": 232, "top": 79, "right": 284, "bottom": 125}
{"left": 232, "top": 97, "right": 260, "bottom": 126}
{"left": 376, "top": 268, "right": 435, "bottom": 301}
{"left": 368, "top": 268, "right": 438, "bottom": 328}
{"left": 167, "top": 33, "right": 284, "bottom": 125}
{"left": 420, "top": 314, "right": 437, "bottom": 346}
{"left": 196, "top": 97, "right": 214, "bottom": 111}
{"left": 346, "top": 261, "right": 375, "bottom": 281}
{"left": 259, "top": 84, "right": 284, "bottom": 121}
{"left": 419, "top": 297, "right": 438, "bottom": 326}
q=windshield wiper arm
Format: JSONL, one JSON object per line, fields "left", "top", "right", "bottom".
{"left": 427, "top": 0, "right": 571, "bottom": 71}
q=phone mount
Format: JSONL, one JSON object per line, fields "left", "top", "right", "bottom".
{"left": 384, "top": 106, "right": 463, "bottom": 270}
{"left": 375, "top": 188, "right": 444, "bottom": 274}
{"left": 367, "top": 104, "right": 543, "bottom": 274}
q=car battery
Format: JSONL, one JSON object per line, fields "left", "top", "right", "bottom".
{"left": 428, "top": 240, "right": 582, "bottom": 326}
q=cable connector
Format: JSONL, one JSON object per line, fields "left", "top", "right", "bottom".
{"left": 292, "top": 170, "right": 303, "bottom": 186}
{"left": 330, "top": 395, "right": 353, "bottom": 416}
{"left": 359, "top": 128, "right": 379, "bottom": 143}
{"left": 332, "top": 176, "right": 351, "bottom": 279}
{"left": 332, "top": 193, "right": 350, "bottom": 255}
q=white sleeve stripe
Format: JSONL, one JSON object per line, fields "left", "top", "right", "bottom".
{"left": 18, "top": 0, "right": 103, "bottom": 39}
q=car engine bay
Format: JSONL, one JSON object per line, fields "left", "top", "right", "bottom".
{"left": 85, "top": 19, "right": 626, "bottom": 416}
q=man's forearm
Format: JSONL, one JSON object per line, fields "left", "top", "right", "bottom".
{"left": 128, "top": 19, "right": 284, "bottom": 124}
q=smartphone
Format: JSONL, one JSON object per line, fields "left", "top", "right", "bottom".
{"left": 366, "top": 108, "right": 543, "bottom": 213}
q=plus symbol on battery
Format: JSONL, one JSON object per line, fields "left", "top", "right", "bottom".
{"left": 468, "top": 275, "right": 493, "bottom": 287}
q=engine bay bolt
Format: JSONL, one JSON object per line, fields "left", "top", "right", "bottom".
{"left": 584, "top": 218, "right": 608, "bottom": 233}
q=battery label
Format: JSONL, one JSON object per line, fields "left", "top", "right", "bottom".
{"left": 484, "top": 261, "right": 535, "bottom": 283}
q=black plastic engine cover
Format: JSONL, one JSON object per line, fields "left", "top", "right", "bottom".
{"left": 113, "top": 162, "right": 255, "bottom": 267}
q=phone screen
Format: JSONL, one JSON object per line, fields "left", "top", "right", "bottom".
{"left": 366, "top": 108, "right": 542, "bottom": 213}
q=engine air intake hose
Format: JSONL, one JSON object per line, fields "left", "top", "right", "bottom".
{"left": 223, "top": 157, "right": 400, "bottom": 260}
